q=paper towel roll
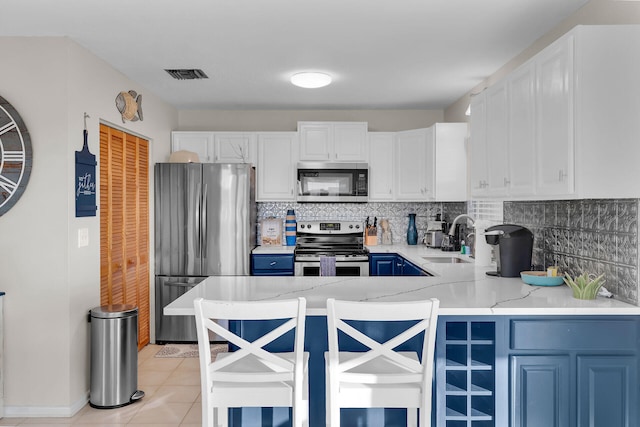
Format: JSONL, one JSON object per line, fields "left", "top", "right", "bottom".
{"left": 474, "top": 220, "right": 494, "bottom": 267}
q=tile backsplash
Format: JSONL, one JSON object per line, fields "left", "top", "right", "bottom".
{"left": 257, "top": 201, "right": 467, "bottom": 246}
{"left": 504, "top": 199, "right": 639, "bottom": 305}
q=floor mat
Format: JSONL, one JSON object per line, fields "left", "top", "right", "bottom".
{"left": 154, "top": 343, "right": 228, "bottom": 358}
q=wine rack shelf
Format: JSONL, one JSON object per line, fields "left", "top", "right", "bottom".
{"left": 437, "top": 319, "right": 496, "bottom": 427}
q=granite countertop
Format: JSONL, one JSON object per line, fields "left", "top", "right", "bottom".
{"left": 167, "top": 244, "right": 640, "bottom": 317}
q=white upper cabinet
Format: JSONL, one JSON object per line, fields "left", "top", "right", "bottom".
{"left": 171, "top": 131, "right": 214, "bottom": 162}
{"left": 432, "top": 123, "right": 468, "bottom": 202}
{"left": 507, "top": 61, "right": 536, "bottom": 196}
{"left": 574, "top": 25, "right": 640, "bottom": 198}
{"left": 372, "top": 125, "right": 467, "bottom": 202}
{"left": 298, "top": 122, "right": 367, "bottom": 162}
{"left": 470, "top": 25, "right": 640, "bottom": 199}
{"left": 171, "top": 132, "right": 255, "bottom": 164}
{"left": 212, "top": 133, "right": 256, "bottom": 164}
{"left": 535, "top": 35, "right": 574, "bottom": 196}
{"left": 395, "top": 128, "right": 433, "bottom": 201}
{"left": 368, "top": 132, "right": 395, "bottom": 201}
{"left": 469, "top": 94, "right": 488, "bottom": 196}
{"left": 256, "top": 132, "right": 297, "bottom": 201}
{"left": 484, "top": 82, "right": 510, "bottom": 197}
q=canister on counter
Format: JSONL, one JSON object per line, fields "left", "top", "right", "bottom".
{"left": 285, "top": 209, "right": 297, "bottom": 246}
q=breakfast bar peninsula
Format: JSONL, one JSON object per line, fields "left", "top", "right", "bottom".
{"left": 165, "top": 247, "right": 640, "bottom": 427}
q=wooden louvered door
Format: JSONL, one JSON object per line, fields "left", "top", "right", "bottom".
{"left": 100, "top": 124, "right": 150, "bottom": 349}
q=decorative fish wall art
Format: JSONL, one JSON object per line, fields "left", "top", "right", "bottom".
{"left": 115, "top": 90, "right": 143, "bottom": 123}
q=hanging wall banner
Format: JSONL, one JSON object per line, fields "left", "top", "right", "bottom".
{"left": 75, "top": 115, "right": 97, "bottom": 217}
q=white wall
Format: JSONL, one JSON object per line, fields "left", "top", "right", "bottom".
{"left": 444, "top": 0, "right": 640, "bottom": 122}
{"left": 0, "top": 37, "right": 177, "bottom": 416}
{"left": 177, "top": 109, "right": 444, "bottom": 134}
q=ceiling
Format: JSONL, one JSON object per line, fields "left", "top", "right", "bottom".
{"left": 1, "top": 0, "right": 589, "bottom": 110}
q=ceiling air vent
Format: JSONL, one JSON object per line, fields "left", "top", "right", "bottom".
{"left": 165, "top": 69, "right": 209, "bottom": 80}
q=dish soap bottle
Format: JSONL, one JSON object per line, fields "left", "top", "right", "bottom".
{"left": 407, "top": 213, "right": 418, "bottom": 245}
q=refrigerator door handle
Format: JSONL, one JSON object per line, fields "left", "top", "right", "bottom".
{"left": 164, "top": 281, "right": 197, "bottom": 288}
{"left": 195, "top": 182, "right": 202, "bottom": 258}
{"left": 202, "top": 183, "right": 208, "bottom": 258}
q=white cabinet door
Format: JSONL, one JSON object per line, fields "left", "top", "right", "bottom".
{"left": 368, "top": 132, "right": 395, "bottom": 201}
{"left": 469, "top": 94, "right": 489, "bottom": 196}
{"left": 298, "top": 122, "right": 367, "bottom": 162}
{"left": 535, "top": 35, "right": 574, "bottom": 195}
{"left": 333, "top": 122, "right": 368, "bottom": 161}
{"left": 508, "top": 63, "right": 536, "bottom": 196}
{"left": 213, "top": 132, "right": 256, "bottom": 164}
{"left": 171, "top": 131, "right": 214, "bottom": 163}
{"left": 433, "top": 123, "right": 468, "bottom": 201}
{"left": 256, "top": 133, "right": 297, "bottom": 201}
{"left": 395, "top": 128, "right": 433, "bottom": 201}
{"left": 484, "top": 83, "right": 509, "bottom": 196}
{"left": 298, "top": 123, "right": 332, "bottom": 161}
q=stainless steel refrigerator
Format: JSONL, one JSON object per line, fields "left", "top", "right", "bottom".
{"left": 154, "top": 163, "right": 256, "bottom": 343}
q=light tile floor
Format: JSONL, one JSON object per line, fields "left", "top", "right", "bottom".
{"left": 0, "top": 345, "right": 202, "bottom": 427}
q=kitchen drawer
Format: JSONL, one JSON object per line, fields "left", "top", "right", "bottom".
{"left": 251, "top": 254, "right": 294, "bottom": 275}
{"left": 510, "top": 318, "right": 639, "bottom": 351}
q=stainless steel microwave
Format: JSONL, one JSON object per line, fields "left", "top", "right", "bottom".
{"left": 296, "top": 162, "right": 368, "bottom": 203}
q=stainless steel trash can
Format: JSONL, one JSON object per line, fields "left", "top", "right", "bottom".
{"left": 89, "top": 304, "right": 144, "bottom": 408}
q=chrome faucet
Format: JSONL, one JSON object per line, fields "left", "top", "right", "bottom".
{"left": 448, "top": 214, "right": 475, "bottom": 236}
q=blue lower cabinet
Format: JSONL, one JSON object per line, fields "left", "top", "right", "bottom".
{"left": 510, "top": 355, "right": 571, "bottom": 427}
{"left": 401, "top": 258, "right": 430, "bottom": 276}
{"left": 228, "top": 316, "right": 427, "bottom": 427}
{"left": 576, "top": 355, "right": 637, "bottom": 427}
{"left": 369, "top": 254, "right": 398, "bottom": 276}
{"left": 369, "top": 253, "right": 431, "bottom": 276}
{"left": 507, "top": 316, "right": 640, "bottom": 427}
{"left": 228, "top": 315, "right": 640, "bottom": 426}
{"left": 251, "top": 254, "right": 294, "bottom": 276}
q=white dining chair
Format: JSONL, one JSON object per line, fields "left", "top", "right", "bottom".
{"left": 325, "top": 298, "right": 440, "bottom": 427}
{"left": 194, "top": 297, "right": 309, "bottom": 427}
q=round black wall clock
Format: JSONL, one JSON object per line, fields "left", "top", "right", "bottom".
{"left": 0, "top": 95, "right": 32, "bottom": 216}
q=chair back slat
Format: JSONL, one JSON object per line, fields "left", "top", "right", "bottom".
{"left": 336, "top": 318, "right": 427, "bottom": 374}
{"left": 194, "top": 297, "right": 306, "bottom": 384}
{"left": 327, "top": 298, "right": 439, "bottom": 384}
{"left": 206, "top": 318, "right": 297, "bottom": 373}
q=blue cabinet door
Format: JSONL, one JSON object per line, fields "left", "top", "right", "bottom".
{"left": 510, "top": 355, "right": 571, "bottom": 427}
{"left": 577, "top": 355, "right": 637, "bottom": 427}
{"left": 402, "top": 259, "right": 430, "bottom": 276}
{"left": 369, "top": 254, "right": 430, "bottom": 276}
{"left": 369, "top": 254, "right": 398, "bottom": 276}
{"left": 251, "top": 254, "right": 295, "bottom": 276}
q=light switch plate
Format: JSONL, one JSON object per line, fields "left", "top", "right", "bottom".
{"left": 78, "top": 228, "right": 89, "bottom": 248}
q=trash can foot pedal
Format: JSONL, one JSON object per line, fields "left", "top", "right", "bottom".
{"left": 130, "top": 390, "right": 145, "bottom": 402}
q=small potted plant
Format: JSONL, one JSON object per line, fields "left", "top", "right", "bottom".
{"left": 563, "top": 273, "right": 605, "bottom": 300}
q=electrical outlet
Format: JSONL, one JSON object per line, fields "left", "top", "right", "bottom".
{"left": 78, "top": 228, "right": 89, "bottom": 248}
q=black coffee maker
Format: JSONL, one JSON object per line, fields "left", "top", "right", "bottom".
{"left": 484, "top": 224, "right": 533, "bottom": 277}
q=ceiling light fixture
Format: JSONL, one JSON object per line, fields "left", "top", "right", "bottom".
{"left": 291, "top": 72, "right": 332, "bottom": 88}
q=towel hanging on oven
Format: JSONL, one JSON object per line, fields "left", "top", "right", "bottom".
{"left": 320, "top": 256, "right": 336, "bottom": 276}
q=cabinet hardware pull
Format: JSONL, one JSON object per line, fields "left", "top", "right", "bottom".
{"left": 270, "top": 261, "right": 277, "bottom": 266}
{"left": 558, "top": 170, "right": 567, "bottom": 182}
{"left": 504, "top": 177, "right": 510, "bottom": 186}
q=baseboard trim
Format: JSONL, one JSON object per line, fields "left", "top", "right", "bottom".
{"left": 4, "top": 392, "right": 88, "bottom": 418}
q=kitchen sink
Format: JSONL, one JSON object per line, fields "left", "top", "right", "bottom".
{"left": 421, "top": 256, "right": 470, "bottom": 264}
